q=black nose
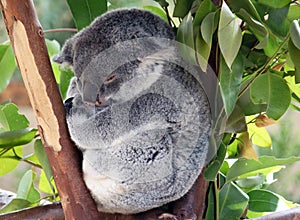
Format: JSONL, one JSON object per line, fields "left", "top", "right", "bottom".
{"left": 64, "top": 97, "right": 74, "bottom": 116}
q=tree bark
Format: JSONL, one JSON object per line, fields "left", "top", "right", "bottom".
{"left": 0, "top": 1, "right": 100, "bottom": 219}
{"left": 0, "top": 1, "right": 209, "bottom": 219}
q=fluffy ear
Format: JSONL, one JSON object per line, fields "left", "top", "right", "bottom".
{"left": 53, "top": 38, "right": 75, "bottom": 66}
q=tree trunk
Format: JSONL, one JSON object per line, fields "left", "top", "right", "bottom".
{"left": 0, "top": 1, "right": 100, "bottom": 219}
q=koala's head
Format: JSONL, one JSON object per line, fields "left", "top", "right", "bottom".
{"left": 54, "top": 9, "right": 175, "bottom": 106}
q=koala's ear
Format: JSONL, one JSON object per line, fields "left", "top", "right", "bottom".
{"left": 53, "top": 38, "right": 75, "bottom": 66}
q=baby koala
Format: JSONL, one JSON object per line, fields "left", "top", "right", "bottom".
{"left": 54, "top": 8, "right": 211, "bottom": 214}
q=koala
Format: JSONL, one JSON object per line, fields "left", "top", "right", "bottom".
{"left": 54, "top": 8, "right": 212, "bottom": 214}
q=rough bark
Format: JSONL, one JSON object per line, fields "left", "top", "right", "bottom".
{"left": 0, "top": 1, "right": 100, "bottom": 219}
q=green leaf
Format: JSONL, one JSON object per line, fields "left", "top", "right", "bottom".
{"left": 237, "top": 79, "right": 267, "bottom": 116}
{"left": 290, "top": 20, "right": 300, "bottom": 50}
{"left": 0, "top": 44, "right": 16, "bottom": 93}
{"left": 109, "top": 0, "right": 159, "bottom": 9}
{"left": 236, "top": 174, "right": 265, "bottom": 189}
{"left": 17, "top": 170, "right": 40, "bottom": 203}
{"left": 219, "top": 181, "right": 249, "bottom": 220}
{"left": 230, "top": 0, "right": 261, "bottom": 21}
{"left": 177, "top": 12, "right": 196, "bottom": 64}
{"left": 177, "top": 12, "right": 194, "bottom": 48}
{"left": 173, "top": 0, "right": 194, "bottom": 18}
{"left": 59, "top": 68, "right": 74, "bottom": 100}
{"left": 46, "top": 39, "right": 61, "bottom": 83}
{"left": 34, "top": 139, "right": 54, "bottom": 194}
{"left": 0, "top": 198, "right": 31, "bottom": 214}
{"left": 203, "top": 183, "right": 216, "bottom": 220}
{"left": 204, "top": 143, "right": 227, "bottom": 181}
{"left": 219, "top": 52, "right": 244, "bottom": 116}
{"left": 201, "top": 12, "right": 217, "bottom": 46}
{"left": 0, "top": 128, "right": 37, "bottom": 148}
{"left": 256, "top": 0, "right": 290, "bottom": 9}
{"left": 193, "top": 0, "right": 216, "bottom": 28}
{"left": 67, "top": 0, "right": 107, "bottom": 30}
{"left": 39, "top": 170, "right": 57, "bottom": 195}
{"left": 288, "top": 39, "right": 300, "bottom": 83}
{"left": 0, "top": 103, "right": 29, "bottom": 131}
{"left": 153, "top": 0, "right": 169, "bottom": 8}
{"left": 226, "top": 156, "right": 300, "bottom": 182}
{"left": 247, "top": 119, "right": 272, "bottom": 148}
{"left": 237, "top": 9, "right": 268, "bottom": 49}
{"left": 250, "top": 73, "right": 291, "bottom": 120}
{"left": 218, "top": 1, "right": 242, "bottom": 69}
{"left": 195, "top": 32, "right": 211, "bottom": 71}
{"left": 286, "top": 76, "right": 300, "bottom": 97}
{"left": 0, "top": 146, "right": 22, "bottom": 176}
{"left": 225, "top": 105, "right": 247, "bottom": 133}
{"left": 263, "top": 33, "right": 280, "bottom": 57}
{"left": 267, "top": 5, "right": 290, "bottom": 38}
{"left": 46, "top": 39, "right": 60, "bottom": 57}
{"left": 142, "top": 6, "right": 168, "bottom": 23}
{"left": 248, "top": 189, "right": 279, "bottom": 212}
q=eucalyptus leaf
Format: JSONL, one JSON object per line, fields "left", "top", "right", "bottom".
{"left": 39, "top": 170, "right": 57, "bottom": 196}
{"left": 0, "top": 128, "right": 37, "bottom": 148}
{"left": 201, "top": 12, "right": 217, "bottom": 45}
{"left": 142, "top": 6, "right": 168, "bottom": 22}
{"left": 237, "top": 85, "right": 267, "bottom": 116}
{"left": 248, "top": 189, "right": 279, "bottom": 212}
{"left": 173, "top": 0, "right": 194, "bottom": 18}
{"left": 230, "top": 0, "right": 261, "bottom": 21}
{"left": 237, "top": 9, "right": 268, "bottom": 49}
{"left": 288, "top": 39, "right": 300, "bottom": 84}
{"left": 290, "top": 20, "right": 300, "bottom": 50}
{"left": 256, "top": 0, "right": 290, "bottom": 9}
{"left": 0, "top": 103, "right": 29, "bottom": 131}
{"left": 204, "top": 143, "right": 226, "bottom": 181}
{"left": 17, "top": 170, "right": 40, "bottom": 203}
{"left": 67, "top": 0, "right": 107, "bottom": 30}
{"left": 247, "top": 118, "right": 272, "bottom": 148}
{"left": 193, "top": 0, "right": 216, "bottom": 28}
{"left": 219, "top": 181, "right": 249, "bottom": 220}
{"left": 195, "top": 32, "right": 210, "bottom": 72}
{"left": 0, "top": 198, "right": 31, "bottom": 214}
{"left": 34, "top": 139, "right": 55, "bottom": 194}
{"left": 203, "top": 183, "right": 215, "bottom": 220}
{"left": 59, "top": 68, "right": 74, "bottom": 100}
{"left": 0, "top": 44, "right": 16, "bottom": 93}
{"left": 0, "top": 146, "right": 22, "bottom": 176}
{"left": 218, "top": 2, "right": 242, "bottom": 69}
{"left": 267, "top": 5, "right": 290, "bottom": 38}
{"left": 250, "top": 73, "right": 291, "bottom": 120}
{"left": 219, "top": 52, "right": 244, "bottom": 116}
{"left": 225, "top": 105, "right": 247, "bottom": 133}
{"left": 226, "top": 156, "right": 300, "bottom": 182}
{"left": 177, "top": 12, "right": 196, "bottom": 64}
{"left": 236, "top": 174, "right": 265, "bottom": 189}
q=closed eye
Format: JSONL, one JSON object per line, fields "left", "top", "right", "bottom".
{"left": 104, "top": 74, "right": 116, "bottom": 84}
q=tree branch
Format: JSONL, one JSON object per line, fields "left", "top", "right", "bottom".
{"left": 0, "top": 1, "right": 99, "bottom": 219}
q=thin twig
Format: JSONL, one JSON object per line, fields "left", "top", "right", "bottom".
{"left": 44, "top": 28, "right": 78, "bottom": 34}
{"left": 238, "top": 34, "right": 290, "bottom": 98}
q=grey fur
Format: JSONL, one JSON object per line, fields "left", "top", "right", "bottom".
{"left": 54, "top": 9, "right": 211, "bottom": 214}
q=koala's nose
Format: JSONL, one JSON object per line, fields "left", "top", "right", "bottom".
{"left": 95, "top": 94, "right": 107, "bottom": 107}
